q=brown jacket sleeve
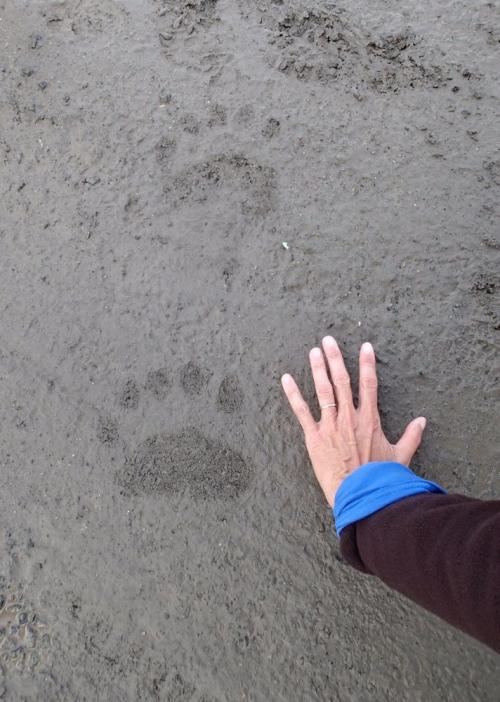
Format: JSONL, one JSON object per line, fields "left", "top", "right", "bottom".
{"left": 340, "top": 493, "right": 500, "bottom": 653}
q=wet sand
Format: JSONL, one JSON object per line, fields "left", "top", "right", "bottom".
{"left": 0, "top": 0, "right": 499, "bottom": 699}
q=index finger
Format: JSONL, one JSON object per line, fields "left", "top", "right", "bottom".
{"left": 281, "top": 373, "right": 317, "bottom": 435}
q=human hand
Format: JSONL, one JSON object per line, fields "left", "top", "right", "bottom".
{"left": 281, "top": 337, "right": 427, "bottom": 507}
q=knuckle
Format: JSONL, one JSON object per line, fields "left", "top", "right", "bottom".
{"left": 364, "top": 417, "right": 381, "bottom": 433}
{"left": 295, "top": 402, "right": 309, "bottom": 416}
{"left": 361, "top": 375, "right": 378, "bottom": 390}
{"left": 350, "top": 414, "right": 359, "bottom": 431}
{"left": 305, "top": 431, "right": 320, "bottom": 449}
{"left": 338, "top": 411, "right": 356, "bottom": 428}
{"left": 361, "top": 404, "right": 380, "bottom": 424}
{"left": 334, "top": 372, "right": 350, "bottom": 387}
{"left": 317, "top": 380, "right": 332, "bottom": 395}
{"left": 324, "top": 344, "right": 338, "bottom": 358}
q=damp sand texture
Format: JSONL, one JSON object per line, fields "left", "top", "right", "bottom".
{"left": 0, "top": 0, "right": 499, "bottom": 700}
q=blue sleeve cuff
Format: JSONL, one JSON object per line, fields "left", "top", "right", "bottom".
{"left": 333, "top": 461, "right": 446, "bottom": 536}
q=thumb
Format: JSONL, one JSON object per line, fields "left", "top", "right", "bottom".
{"left": 394, "top": 417, "right": 426, "bottom": 466}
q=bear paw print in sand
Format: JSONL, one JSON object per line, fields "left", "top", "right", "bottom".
{"left": 163, "top": 153, "right": 277, "bottom": 217}
{"left": 102, "top": 366, "right": 251, "bottom": 499}
{"left": 0, "top": 586, "right": 51, "bottom": 673}
{"left": 44, "top": 0, "right": 129, "bottom": 38}
{"left": 157, "top": 0, "right": 220, "bottom": 45}
{"left": 239, "top": 1, "right": 468, "bottom": 93}
{"left": 154, "top": 102, "right": 277, "bottom": 214}
{"left": 153, "top": 95, "right": 278, "bottom": 217}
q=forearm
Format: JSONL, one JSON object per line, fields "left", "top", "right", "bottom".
{"left": 340, "top": 492, "right": 500, "bottom": 653}
{"left": 280, "top": 338, "right": 500, "bottom": 651}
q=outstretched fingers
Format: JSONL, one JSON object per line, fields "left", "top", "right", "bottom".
{"left": 281, "top": 373, "right": 316, "bottom": 435}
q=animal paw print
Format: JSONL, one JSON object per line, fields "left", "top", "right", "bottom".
{"left": 163, "top": 152, "right": 276, "bottom": 216}
{"left": 0, "top": 586, "right": 51, "bottom": 673}
{"left": 43, "top": 0, "right": 129, "bottom": 38}
{"left": 155, "top": 0, "right": 231, "bottom": 82}
{"left": 471, "top": 272, "right": 499, "bottom": 331}
{"left": 146, "top": 666, "right": 217, "bottom": 701}
{"left": 156, "top": 0, "right": 220, "bottom": 45}
{"left": 154, "top": 95, "right": 277, "bottom": 216}
{"left": 102, "top": 365, "right": 251, "bottom": 500}
{"left": 238, "top": 1, "right": 467, "bottom": 93}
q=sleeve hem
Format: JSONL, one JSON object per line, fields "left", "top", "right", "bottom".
{"left": 333, "top": 461, "right": 446, "bottom": 536}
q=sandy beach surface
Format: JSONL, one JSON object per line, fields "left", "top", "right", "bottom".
{"left": 1, "top": 0, "right": 499, "bottom": 699}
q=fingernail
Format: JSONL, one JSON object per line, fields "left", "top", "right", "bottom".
{"left": 361, "top": 342, "right": 373, "bottom": 354}
{"left": 322, "top": 336, "right": 337, "bottom": 348}
{"left": 281, "top": 374, "right": 292, "bottom": 385}
{"left": 417, "top": 417, "right": 427, "bottom": 430}
{"left": 310, "top": 347, "right": 322, "bottom": 358}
